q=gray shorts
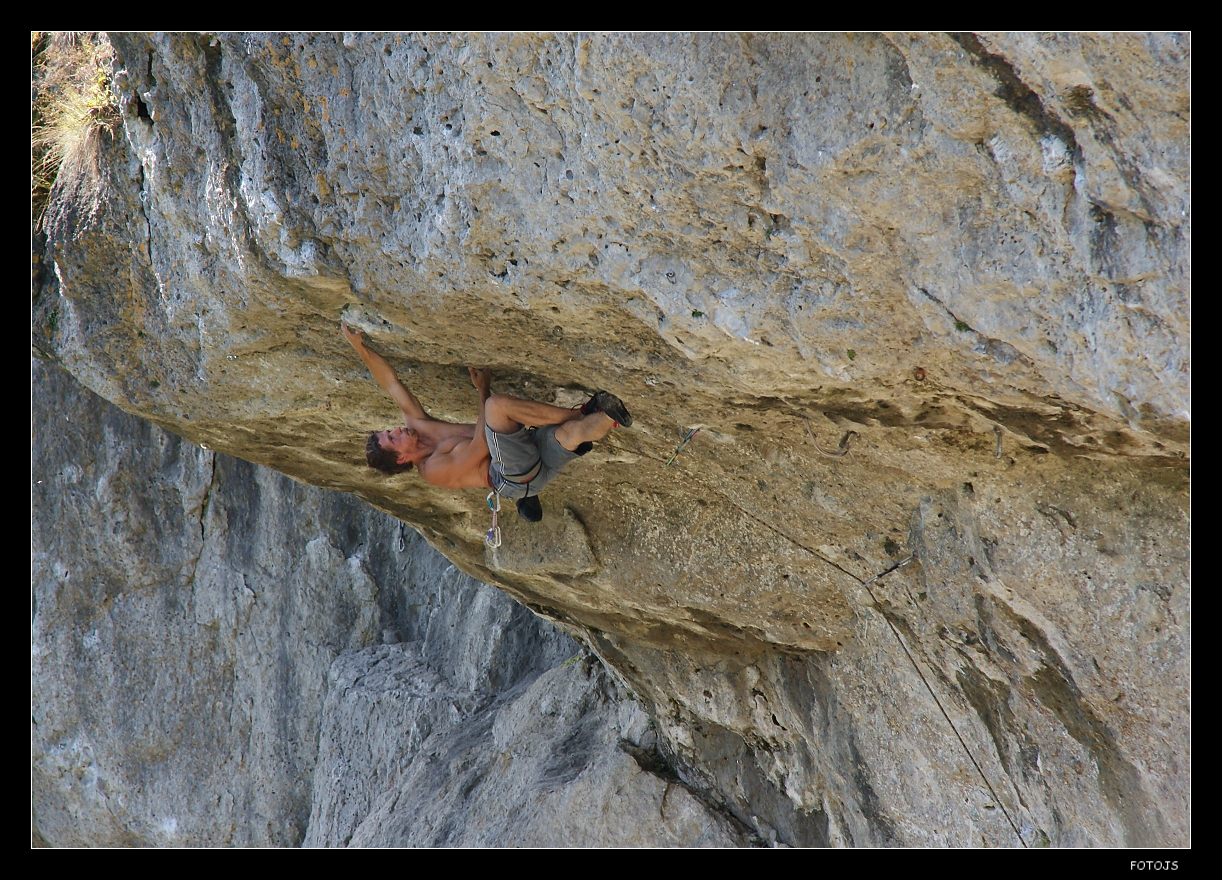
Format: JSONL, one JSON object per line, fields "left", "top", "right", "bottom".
{"left": 485, "top": 423, "right": 579, "bottom": 500}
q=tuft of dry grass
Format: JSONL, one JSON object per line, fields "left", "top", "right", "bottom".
{"left": 31, "top": 32, "right": 120, "bottom": 228}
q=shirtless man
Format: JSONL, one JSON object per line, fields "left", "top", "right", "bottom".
{"left": 342, "top": 322, "right": 631, "bottom": 521}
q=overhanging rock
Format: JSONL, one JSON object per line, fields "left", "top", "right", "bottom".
{"left": 34, "top": 32, "right": 1189, "bottom": 846}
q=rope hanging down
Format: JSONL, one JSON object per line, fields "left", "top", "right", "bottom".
{"left": 855, "top": 555, "right": 1027, "bottom": 847}
{"left": 520, "top": 413, "right": 1028, "bottom": 845}
{"left": 804, "top": 419, "right": 857, "bottom": 461}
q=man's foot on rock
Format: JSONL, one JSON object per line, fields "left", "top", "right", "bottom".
{"left": 581, "top": 391, "right": 632, "bottom": 427}
{"left": 516, "top": 495, "right": 543, "bottom": 522}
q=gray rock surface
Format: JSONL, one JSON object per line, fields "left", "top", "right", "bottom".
{"left": 34, "top": 32, "right": 1189, "bottom": 846}
{"left": 34, "top": 360, "right": 737, "bottom": 846}
{"left": 308, "top": 648, "right": 741, "bottom": 847}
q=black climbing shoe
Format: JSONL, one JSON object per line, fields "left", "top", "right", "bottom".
{"left": 516, "top": 495, "right": 543, "bottom": 522}
{"left": 581, "top": 391, "right": 633, "bottom": 427}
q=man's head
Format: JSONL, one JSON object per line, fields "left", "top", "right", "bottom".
{"left": 365, "top": 427, "right": 417, "bottom": 474}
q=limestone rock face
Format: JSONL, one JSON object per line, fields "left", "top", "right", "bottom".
{"left": 35, "top": 33, "right": 1189, "bottom": 845}
{"left": 40, "top": 361, "right": 698, "bottom": 840}
{"left": 35, "top": 361, "right": 731, "bottom": 846}
{"left": 308, "top": 648, "right": 741, "bottom": 847}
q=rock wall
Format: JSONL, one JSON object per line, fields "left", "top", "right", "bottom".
{"left": 308, "top": 648, "right": 740, "bottom": 846}
{"left": 34, "top": 32, "right": 1189, "bottom": 845}
{"left": 33, "top": 360, "right": 739, "bottom": 846}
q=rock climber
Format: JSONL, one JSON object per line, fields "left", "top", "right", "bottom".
{"left": 342, "top": 322, "right": 631, "bottom": 522}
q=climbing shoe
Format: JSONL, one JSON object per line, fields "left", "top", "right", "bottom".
{"left": 580, "top": 391, "right": 633, "bottom": 427}
{"left": 516, "top": 495, "right": 543, "bottom": 522}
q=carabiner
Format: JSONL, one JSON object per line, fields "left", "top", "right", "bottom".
{"left": 485, "top": 491, "right": 502, "bottom": 548}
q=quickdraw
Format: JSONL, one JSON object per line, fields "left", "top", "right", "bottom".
{"left": 805, "top": 419, "right": 857, "bottom": 460}
{"left": 485, "top": 491, "right": 502, "bottom": 548}
{"left": 665, "top": 427, "right": 701, "bottom": 467}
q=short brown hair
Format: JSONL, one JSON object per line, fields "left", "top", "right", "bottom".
{"left": 366, "top": 431, "right": 413, "bottom": 474}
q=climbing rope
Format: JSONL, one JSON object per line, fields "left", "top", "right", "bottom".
{"left": 804, "top": 419, "right": 857, "bottom": 461}
{"left": 638, "top": 425, "right": 1028, "bottom": 846}
{"left": 855, "top": 556, "right": 1027, "bottom": 847}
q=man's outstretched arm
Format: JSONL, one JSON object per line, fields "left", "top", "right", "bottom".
{"left": 342, "top": 323, "right": 429, "bottom": 420}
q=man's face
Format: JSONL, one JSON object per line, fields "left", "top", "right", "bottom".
{"left": 378, "top": 426, "right": 418, "bottom": 463}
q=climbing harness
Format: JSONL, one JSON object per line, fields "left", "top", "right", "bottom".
{"left": 665, "top": 427, "right": 701, "bottom": 467}
{"left": 506, "top": 459, "right": 543, "bottom": 485}
{"left": 485, "top": 491, "right": 502, "bottom": 548}
{"left": 487, "top": 425, "right": 544, "bottom": 530}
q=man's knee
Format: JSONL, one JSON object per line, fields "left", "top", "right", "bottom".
{"left": 485, "top": 394, "right": 519, "bottom": 430}
{"left": 486, "top": 394, "right": 511, "bottom": 418}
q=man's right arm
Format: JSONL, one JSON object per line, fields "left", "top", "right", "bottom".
{"left": 342, "top": 323, "right": 429, "bottom": 420}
